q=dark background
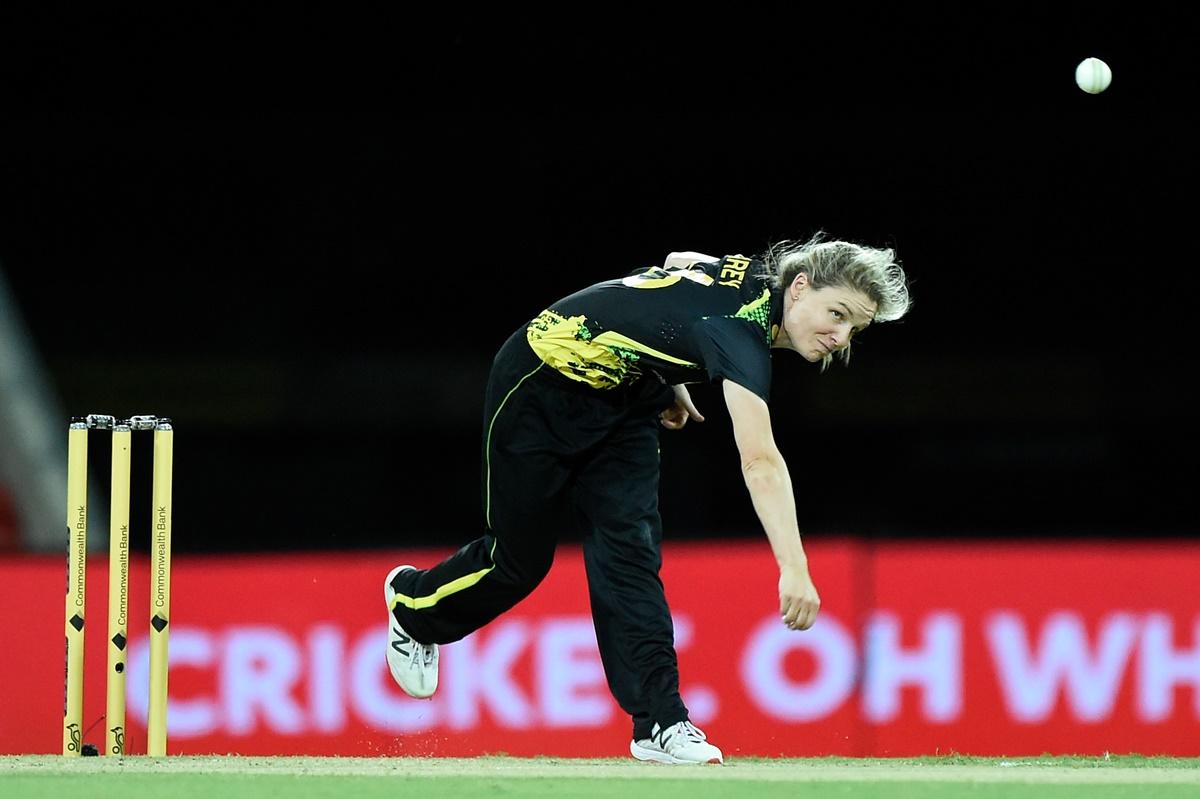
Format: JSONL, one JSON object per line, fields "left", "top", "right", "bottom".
{"left": 2, "top": 9, "right": 1196, "bottom": 552}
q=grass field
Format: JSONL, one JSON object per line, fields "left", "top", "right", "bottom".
{"left": 4, "top": 755, "right": 1199, "bottom": 798}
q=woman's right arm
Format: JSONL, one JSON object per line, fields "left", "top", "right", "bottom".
{"left": 723, "top": 379, "right": 821, "bottom": 631}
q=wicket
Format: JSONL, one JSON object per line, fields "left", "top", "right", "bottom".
{"left": 63, "top": 414, "right": 174, "bottom": 757}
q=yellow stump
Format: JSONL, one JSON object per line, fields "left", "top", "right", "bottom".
{"left": 63, "top": 422, "right": 88, "bottom": 756}
{"left": 147, "top": 422, "right": 173, "bottom": 756}
{"left": 105, "top": 424, "right": 131, "bottom": 756}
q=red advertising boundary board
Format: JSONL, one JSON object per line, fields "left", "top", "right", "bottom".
{"left": 3, "top": 539, "right": 1198, "bottom": 756}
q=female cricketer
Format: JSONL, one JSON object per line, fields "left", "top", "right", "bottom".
{"left": 383, "top": 233, "right": 912, "bottom": 763}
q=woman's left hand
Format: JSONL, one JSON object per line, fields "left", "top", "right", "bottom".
{"left": 660, "top": 385, "right": 705, "bottom": 430}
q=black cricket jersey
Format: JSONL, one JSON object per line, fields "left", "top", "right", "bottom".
{"left": 526, "top": 255, "right": 784, "bottom": 402}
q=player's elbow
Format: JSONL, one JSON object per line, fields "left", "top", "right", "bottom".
{"left": 740, "top": 451, "right": 787, "bottom": 487}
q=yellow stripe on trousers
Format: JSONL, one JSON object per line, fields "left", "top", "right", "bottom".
{"left": 390, "top": 538, "right": 499, "bottom": 611}
{"left": 485, "top": 361, "right": 544, "bottom": 529}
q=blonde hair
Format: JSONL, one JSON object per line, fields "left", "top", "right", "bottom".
{"left": 761, "top": 232, "right": 911, "bottom": 368}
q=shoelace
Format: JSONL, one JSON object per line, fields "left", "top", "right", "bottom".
{"left": 654, "top": 720, "right": 706, "bottom": 749}
{"left": 414, "top": 642, "right": 436, "bottom": 668}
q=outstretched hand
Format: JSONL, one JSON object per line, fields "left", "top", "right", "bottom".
{"left": 660, "top": 385, "right": 705, "bottom": 430}
{"left": 779, "top": 563, "right": 821, "bottom": 631}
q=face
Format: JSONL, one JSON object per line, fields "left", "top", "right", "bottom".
{"left": 776, "top": 273, "right": 877, "bottom": 362}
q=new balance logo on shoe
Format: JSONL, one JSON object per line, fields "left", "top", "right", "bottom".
{"left": 391, "top": 628, "right": 411, "bottom": 657}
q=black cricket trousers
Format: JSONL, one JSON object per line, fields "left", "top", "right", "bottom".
{"left": 390, "top": 325, "right": 688, "bottom": 738}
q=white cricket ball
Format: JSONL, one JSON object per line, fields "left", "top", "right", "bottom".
{"left": 1075, "top": 57, "right": 1112, "bottom": 94}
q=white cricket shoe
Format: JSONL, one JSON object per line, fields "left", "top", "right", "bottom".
{"left": 384, "top": 565, "right": 439, "bottom": 699}
{"left": 630, "top": 720, "right": 723, "bottom": 765}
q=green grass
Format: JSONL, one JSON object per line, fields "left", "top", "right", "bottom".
{"left": 2, "top": 755, "right": 1198, "bottom": 799}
